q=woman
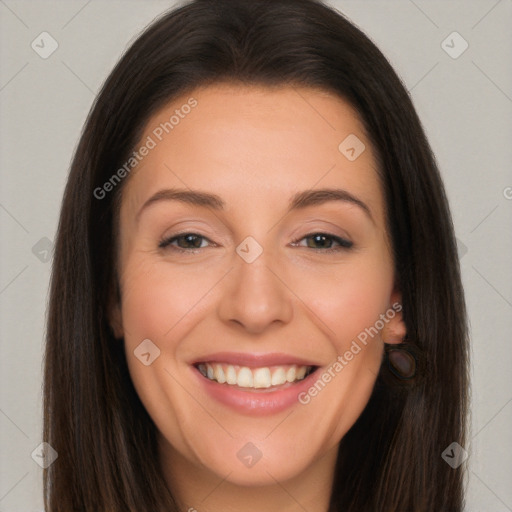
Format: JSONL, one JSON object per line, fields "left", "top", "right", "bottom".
{"left": 43, "top": 0, "right": 469, "bottom": 510}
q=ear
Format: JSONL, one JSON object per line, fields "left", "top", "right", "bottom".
{"left": 381, "top": 288, "right": 406, "bottom": 345}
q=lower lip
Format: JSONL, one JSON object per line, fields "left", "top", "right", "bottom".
{"left": 192, "top": 366, "right": 320, "bottom": 416}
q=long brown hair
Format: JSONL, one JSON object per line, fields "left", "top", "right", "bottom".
{"left": 43, "top": 0, "right": 469, "bottom": 510}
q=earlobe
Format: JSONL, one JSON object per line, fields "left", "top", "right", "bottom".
{"left": 381, "top": 290, "right": 418, "bottom": 380}
{"left": 381, "top": 290, "right": 406, "bottom": 345}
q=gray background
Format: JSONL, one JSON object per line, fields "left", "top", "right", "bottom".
{"left": 1, "top": 1, "right": 511, "bottom": 510}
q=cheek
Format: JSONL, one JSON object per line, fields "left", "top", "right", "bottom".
{"left": 296, "top": 256, "right": 393, "bottom": 348}
{"left": 119, "top": 257, "right": 219, "bottom": 346}
{"left": 118, "top": 258, "right": 214, "bottom": 448}
{"left": 118, "top": 259, "right": 203, "bottom": 404}
{"left": 118, "top": 256, "right": 225, "bottom": 422}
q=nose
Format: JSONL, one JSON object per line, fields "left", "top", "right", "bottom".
{"left": 217, "top": 247, "right": 294, "bottom": 334}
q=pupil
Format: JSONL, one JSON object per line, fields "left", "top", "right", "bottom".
{"left": 310, "top": 234, "right": 330, "bottom": 248}
{"left": 183, "top": 234, "right": 201, "bottom": 248}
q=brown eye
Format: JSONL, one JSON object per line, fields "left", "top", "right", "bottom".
{"left": 307, "top": 234, "right": 334, "bottom": 249}
{"left": 159, "top": 233, "right": 210, "bottom": 250}
{"left": 294, "top": 233, "right": 353, "bottom": 251}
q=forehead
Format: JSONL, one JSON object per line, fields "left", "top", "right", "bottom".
{"left": 120, "top": 83, "right": 384, "bottom": 225}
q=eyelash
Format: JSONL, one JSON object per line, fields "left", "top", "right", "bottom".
{"left": 158, "top": 232, "right": 353, "bottom": 253}
{"left": 291, "top": 233, "right": 354, "bottom": 252}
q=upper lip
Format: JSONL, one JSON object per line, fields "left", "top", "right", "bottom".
{"left": 191, "top": 352, "right": 321, "bottom": 368}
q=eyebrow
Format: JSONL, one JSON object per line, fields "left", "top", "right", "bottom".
{"left": 136, "top": 187, "right": 373, "bottom": 223}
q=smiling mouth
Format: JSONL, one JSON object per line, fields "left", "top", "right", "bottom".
{"left": 195, "top": 362, "right": 318, "bottom": 391}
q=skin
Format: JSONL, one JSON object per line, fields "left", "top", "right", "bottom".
{"left": 110, "top": 83, "right": 406, "bottom": 512}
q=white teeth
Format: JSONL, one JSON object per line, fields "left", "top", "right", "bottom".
{"left": 226, "top": 365, "right": 237, "bottom": 385}
{"left": 286, "top": 366, "right": 297, "bottom": 382}
{"left": 253, "top": 367, "right": 272, "bottom": 388}
{"left": 237, "top": 367, "right": 253, "bottom": 388}
{"left": 296, "top": 366, "right": 306, "bottom": 380}
{"left": 271, "top": 368, "right": 287, "bottom": 386}
{"left": 199, "top": 362, "right": 312, "bottom": 388}
{"left": 214, "top": 364, "right": 226, "bottom": 384}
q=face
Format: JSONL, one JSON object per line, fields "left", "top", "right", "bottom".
{"left": 111, "top": 83, "right": 405, "bottom": 489}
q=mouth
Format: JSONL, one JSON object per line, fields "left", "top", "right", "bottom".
{"left": 190, "top": 353, "right": 322, "bottom": 415}
{"left": 194, "top": 362, "right": 318, "bottom": 392}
